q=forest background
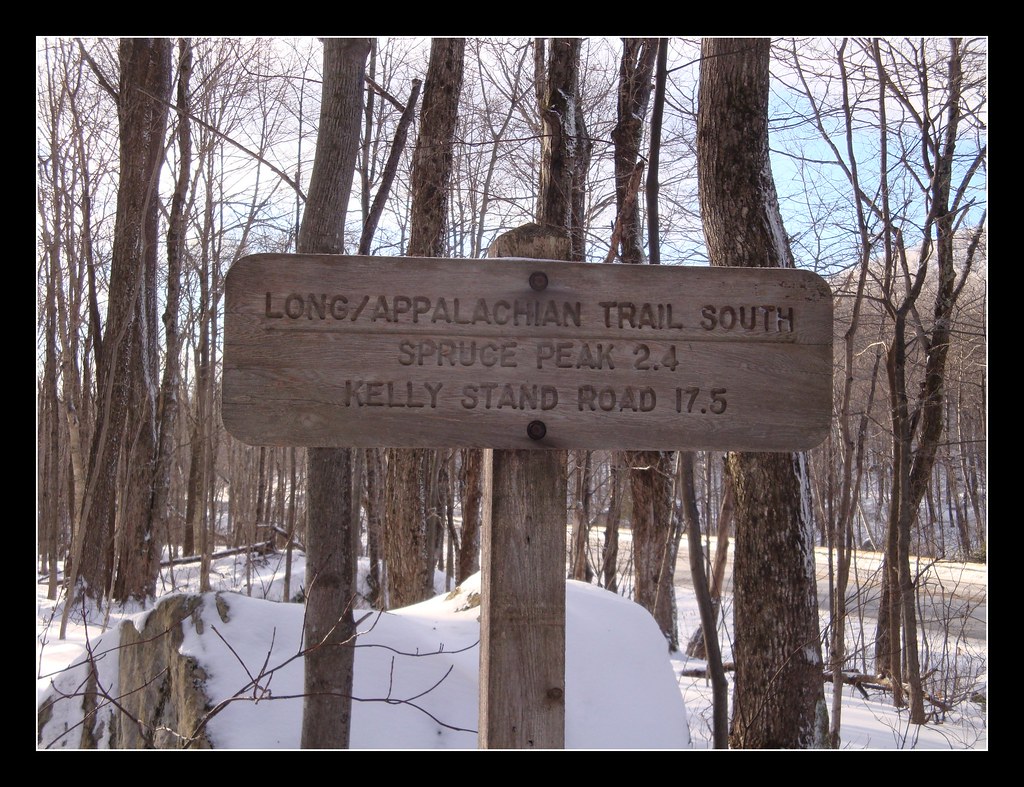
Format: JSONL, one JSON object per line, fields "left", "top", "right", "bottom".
{"left": 35, "top": 36, "right": 987, "bottom": 748}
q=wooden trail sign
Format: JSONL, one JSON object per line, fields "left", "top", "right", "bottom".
{"left": 223, "top": 253, "right": 832, "bottom": 451}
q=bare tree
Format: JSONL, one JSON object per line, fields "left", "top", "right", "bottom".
{"left": 454, "top": 38, "right": 535, "bottom": 258}
{"left": 296, "top": 37, "right": 371, "bottom": 749}
{"left": 568, "top": 450, "right": 593, "bottom": 582}
{"left": 779, "top": 36, "right": 987, "bottom": 726}
{"left": 384, "top": 38, "right": 466, "bottom": 608}
{"left": 605, "top": 38, "right": 680, "bottom": 648}
{"left": 457, "top": 447, "right": 483, "bottom": 583}
{"left": 536, "top": 38, "right": 585, "bottom": 250}
{"left": 140, "top": 38, "right": 192, "bottom": 603}
{"left": 697, "top": 36, "right": 828, "bottom": 748}
{"left": 610, "top": 38, "right": 656, "bottom": 265}
{"left": 64, "top": 38, "right": 172, "bottom": 621}
{"left": 38, "top": 39, "right": 107, "bottom": 601}
{"left": 871, "top": 38, "right": 985, "bottom": 724}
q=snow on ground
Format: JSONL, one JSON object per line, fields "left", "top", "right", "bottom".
{"left": 36, "top": 548, "right": 986, "bottom": 749}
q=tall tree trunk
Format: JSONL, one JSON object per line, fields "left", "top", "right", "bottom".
{"left": 569, "top": 450, "right": 593, "bottom": 582}
{"left": 112, "top": 258, "right": 160, "bottom": 601}
{"left": 601, "top": 455, "right": 624, "bottom": 592}
{"left": 884, "top": 324, "right": 911, "bottom": 710}
{"left": 457, "top": 447, "right": 482, "bottom": 583}
{"left": 297, "top": 37, "right": 370, "bottom": 750}
{"left": 189, "top": 135, "right": 217, "bottom": 590}
{"left": 651, "top": 36, "right": 724, "bottom": 736}
{"left": 384, "top": 450, "right": 430, "bottom": 607}
{"left": 873, "top": 38, "right": 983, "bottom": 726}
{"left": 358, "top": 77, "right": 422, "bottom": 255}
{"left": 536, "top": 38, "right": 582, "bottom": 236}
{"left": 182, "top": 417, "right": 202, "bottom": 558}
{"left": 686, "top": 474, "right": 734, "bottom": 658}
{"left": 825, "top": 38, "right": 884, "bottom": 745}
{"left": 569, "top": 67, "right": 591, "bottom": 263}
{"left": 628, "top": 450, "right": 677, "bottom": 649}
{"left": 284, "top": 448, "right": 299, "bottom": 601}
{"left": 114, "top": 41, "right": 170, "bottom": 601}
{"left": 679, "top": 451, "right": 729, "bottom": 748}
{"left": 697, "top": 37, "right": 828, "bottom": 748}
{"left": 146, "top": 37, "right": 191, "bottom": 594}
{"left": 611, "top": 38, "right": 656, "bottom": 264}
{"left": 65, "top": 38, "right": 172, "bottom": 623}
{"left": 609, "top": 38, "right": 676, "bottom": 646}
{"left": 41, "top": 245, "right": 61, "bottom": 600}
{"left": 646, "top": 38, "right": 668, "bottom": 266}
{"left": 363, "top": 448, "right": 385, "bottom": 607}
{"left": 407, "top": 38, "right": 464, "bottom": 260}
{"left": 897, "top": 41, "right": 980, "bottom": 724}
{"left": 384, "top": 37, "right": 465, "bottom": 608}
{"left": 872, "top": 38, "right": 898, "bottom": 688}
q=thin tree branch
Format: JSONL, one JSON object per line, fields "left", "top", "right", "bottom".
{"left": 365, "top": 75, "right": 407, "bottom": 111}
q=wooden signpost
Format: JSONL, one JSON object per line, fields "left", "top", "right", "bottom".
{"left": 222, "top": 249, "right": 833, "bottom": 749}
{"left": 223, "top": 253, "right": 832, "bottom": 451}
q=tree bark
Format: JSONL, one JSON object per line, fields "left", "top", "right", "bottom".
{"left": 363, "top": 448, "right": 385, "bottom": 607}
{"left": 569, "top": 450, "right": 593, "bottom": 582}
{"left": 66, "top": 38, "right": 171, "bottom": 620}
{"left": 819, "top": 38, "right": 885, "bottom": 745}
{"left": 569, "top": 65, "right": 590, "bottom": 263}
{"left": 146, "top": 37, "right": 191, "bottom": 592}
{"left": 686, "top": 474, "right": 733, "bottom": 658}
{"left": 647, "top": 39, "right": 668, "bottom": 266}
{"left": 41, "top": 233, "right": 61, "bottom": 600}
{"left": 601, "top": 455, "right": 624, "bottom": 592}
{"left": 384, "top": 449, "right": 431, "bottom": 607}
{"left": 628, "top": 450, "right": 677, "bottom": 648}
{"left": 536, "top": 38, "right": 582, "bottom": 238}
{"left": 870, "top": 38, "right": 984, "bottom": 726}
{"left": 358, "top": 77, "right": 421, "bottom": 255}
{"left": 283, "top": 447, "right": 299, "bottom": 602}
{"left": 407, "top": 38, "right": 464, "bottom": 259}
{"left": 679, "top": 451, "right": 729, "bottom": 748}
{"left": 297, "top": 37, "right": 370, "bottom": 750}
{"left": 114, "top": 37, "right": 173, "bottom": 602}
{"left": 697, "top": 37, "right": 828, "bottom": 748}
{"left": 385, "top": 38, "right": 465, "bottom": 608}
{"left": 612, "top": 38, "right": 657, "bottom": 264}
{"left": 457, "top": 447, "right": 482, "bottom": 583}
{"left": 610, "top": 38, "right": 676, "bottom": 647}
